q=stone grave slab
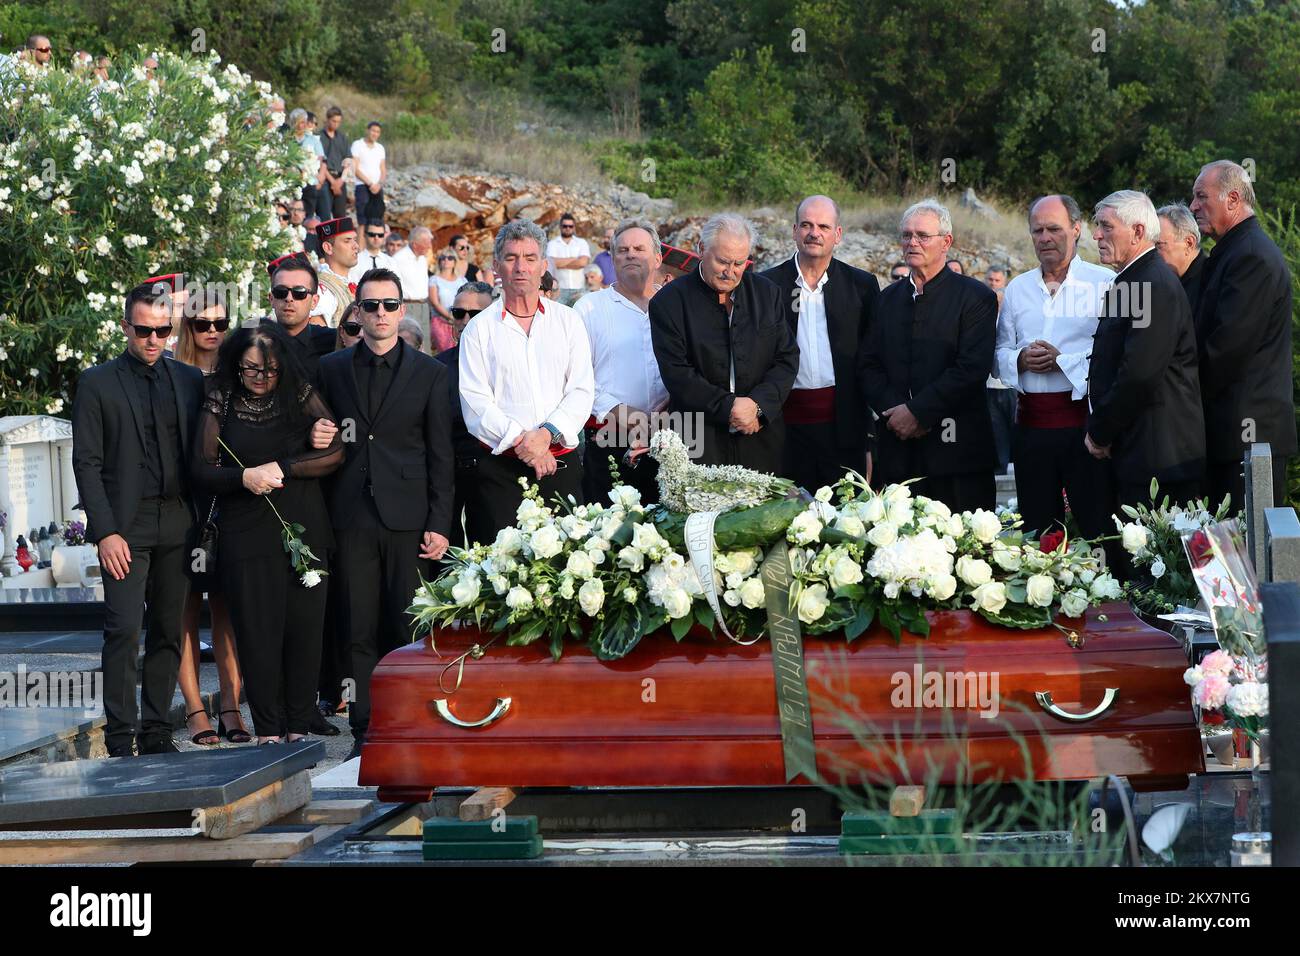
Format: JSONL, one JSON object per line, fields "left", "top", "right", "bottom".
{"left": 0, "top": 741, "right": 325, "bottom": 825}
{"left": 0, "top": 707, "right": 104, "bottom": 762}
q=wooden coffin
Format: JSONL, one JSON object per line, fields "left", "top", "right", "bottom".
{"left": 360, "top": 603, "right": 1204, "bottom": 801}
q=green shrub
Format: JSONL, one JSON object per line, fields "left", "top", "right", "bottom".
{"left": 0, "top": 50, "right": 309, "bottom": 415}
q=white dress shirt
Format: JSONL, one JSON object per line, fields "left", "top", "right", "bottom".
{"left": 389, "top": 246, "right": 430, "bottom": 303}
{"left": 790, "top": 254, "right": 835, "bottom": 390}
{"left": 349, "top": 249, "right": 397, "bottom": 284}
{"left": 994, "top": 255, "right": 1115, "bottom": 399}
{"left": 310, "top": 261, "right": 343, "bottom": 322}
{"left": 459, "top": 296, "right": 595, "bottom": 453}
{"left": 574, "top": 285, "right": 668, "bottom": 419}
{"left": 545, "top": 235, "right": 591, "bottom": 291}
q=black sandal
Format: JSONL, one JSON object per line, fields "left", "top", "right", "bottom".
{"left": 218, "top": 709, "right": 253, "bottom": 744}
{"left": 187, "top": 709, "right": 219, "bottom": 746}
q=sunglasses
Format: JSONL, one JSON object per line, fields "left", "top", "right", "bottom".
{"left": 366, "top": 231, "right": 384, "bottom": 239}
{"left": 359, "top": 298, "right": 401, "bottom": 313}
{"left": 341, "top": 321, "right": 363, "bottom": 336}
{"left": 271, "top": 285, "right": 313, "bottom": 300}
{"left": 191, "top": 318, "right": 230, "bottom": 333}
{"left": 238, "top": 364, "right": 280, "bottom": 380}
{"left": 450, "top": 307, "right": 483, "bottom": 321}
{"left": 131, "top": 324, "right": 172, "bottom": 339}
{"left": 35, "top": 47, "right": 52, "bottom": 54}
{"left": 278, "top": 213, "right": 290, "bottom": 222}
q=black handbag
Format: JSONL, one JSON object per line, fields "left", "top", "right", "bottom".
{"left": 187, "top": 392, "right": 231, "bottom": 584}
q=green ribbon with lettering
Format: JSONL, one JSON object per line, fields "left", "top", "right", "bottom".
{"left": 760, "top": 539, "right": 818, "bottom": 783}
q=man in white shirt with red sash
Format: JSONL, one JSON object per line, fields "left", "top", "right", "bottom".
{"left": 995, "top": 194, "right": 1115, "bottom": 541}
{"left": 459, "top": 219, "right": 595, "bottom": 542}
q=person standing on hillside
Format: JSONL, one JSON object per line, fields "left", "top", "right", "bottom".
{"left": 1189, "top": 160, "right": 1296, "bottom": 508}
{"left": 318, "top": 106, "right": 351, "bottom": 220}
{"left": 759, "top": 195, "right": 879, "bottom": 492}
{"left": 392, "top": 226, "right": 435, "bottom": 353}
{"left": 546, "top": 213, "right": 592, "bottom": 306}
{"left": 351, "top": 121, "right": 387, "bottom": 226}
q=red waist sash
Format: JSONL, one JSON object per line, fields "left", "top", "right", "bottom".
{"left": 784, "top": 386, "right": 836, "bottom": 425}
{"left": 1017, "top": 391, "right": 1088, "bottom": 429}
{"left": 480, "top": 439, "right": 575, "bottom": 458}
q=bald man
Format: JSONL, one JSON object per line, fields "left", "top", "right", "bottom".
{"left": 760, "top": 195, "right": 879, "bottom": 490}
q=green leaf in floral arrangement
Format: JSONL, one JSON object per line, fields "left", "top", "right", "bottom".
{"left": 548, "top": 632, "right": 564, "bottom": 661}
{"left": 493, "top": 611, "right": 511, "bottom": 632}
{"left": 844, "top": 601, "right": 876, "bottom": 641}
{"left": 592, "top": 605, "right": 644, "bottom": 660}
{"left": 670, "top": 613, "right": 694, "bottom": 640}
{"left": 695, "top": 603, "right": 715, "bottom": 633}
{"left": 1006, "top": 582, "right": 1027, "bottom": 604}
{"left": 878, "top": 604, "right": 902, "bottom": 642}
{"left": 835, "top": 583, "right": 867, "bottom": 601}
{"left": 508, "top": 618, "right": 548, "bottom": 645}
{"left": 977, "top": 604, "right": 1051, "bottom": 630}
{"left": 641, "top": 607, "right": 669, "bottom": 635}
{"left": 902, "top": 607, "right": 931, "bottom": 637}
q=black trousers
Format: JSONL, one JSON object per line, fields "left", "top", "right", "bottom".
{"left": 100, "top": 497, "right": 192, "bottom": 749}
{"left": 782, "top": 422, "right": 867, "bottom": 494}
{"left": 911, "top": 472, "right": 996, "bottom": 514}
{"left": 1207, "top": 455, "right": 1291, "bottom": 512}
{"left": 315, "top": 181, "right": 347, "bottom": 220}
{"left": 1012, "top": 424, "right": 1116, "bottom": 541}
{"left": 334, "top": 498, "right": 429, "bottom": 737}
{"left": 316, "top": 553, "right": 351, "bottom": 708}
{"left": 583, "top": 428, "right": 660, "bottom": 506}
{"left": 467, "top": 450, "right": 585, "bottom": 543}
{"left": 224, "top": 551, "right": 327, "bottom": 737}
{"left": 987, "top": 388, "right": 1017, "bottom": 475}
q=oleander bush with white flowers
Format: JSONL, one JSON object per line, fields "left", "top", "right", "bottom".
{"left": 409, "top": 461, "right": 1124, "bottom": 662}
{"left": 0, "top": 50, "right": 311, "bottom": 415}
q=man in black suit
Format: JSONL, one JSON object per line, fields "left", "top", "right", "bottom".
{"left": 264, "top": 255, "right": 336, "bottom": 386}
{"left": 1190, "top": 160, "right": 1296, "bottom": 508}
{"left": 760, "top": 195, "right": 878, "bottom": 491}
{"left": 434, "top": 281, "right": 495, "bottom": 548}
{"left": 1156, "top": 203, "right": 1206, "bottom": 319}
{"left": 71, "top": 282, "right": 205, "bottom": 756}
{"left": 309, "top": 267, "right": 454, "bottom": 758}
{"left": 649, "top": 213, "right": 799, "bottom": 474}
{"left": 859, "top": 199, "right": 998, "bottom": 512}
{"left": 1086, "top": 191, "right": 1205, "bottom": 508}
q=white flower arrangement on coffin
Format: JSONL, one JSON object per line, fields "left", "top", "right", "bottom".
{"left": 408, "top": 434, "right": 1125, "bottom": 661}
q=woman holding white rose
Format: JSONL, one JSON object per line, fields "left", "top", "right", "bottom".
{"left": 191, "top": 325, "right": 343, "bottom": 744}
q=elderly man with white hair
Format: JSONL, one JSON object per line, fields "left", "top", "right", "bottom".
{"left": 649, "top": 212, "right": 798, "bottom": 473}
{"left": 859, "top": 198, "right": 998, "bottom": 512}
{"left": 391, "top": 225, "right": 435, "bottom": 352}
{"left": 1086, "top": 190, "right": 1205, "bottom": 510}
{"left": 1155, "top": 203, "right": 1206, "bottom": 316}
{"left": 1189, "top": 160, "right": 1295, "bottom": 508}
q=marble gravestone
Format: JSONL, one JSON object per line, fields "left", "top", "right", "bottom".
{"left": 0, "top": 416, "right": 78, "bottom": 578}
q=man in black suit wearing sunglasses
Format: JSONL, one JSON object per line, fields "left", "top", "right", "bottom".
{"left": 310, "top": 268, "right": 454, "bottom": 759}
{"left": 72, "top": 281, "right": 206, "bottom": 756}
{"left": 264, "top": 255, "right": 336, "bottom": 386}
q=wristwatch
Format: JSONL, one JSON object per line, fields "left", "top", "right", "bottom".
{"left": 540, "top": 421, "right": 562, "bottom": 444}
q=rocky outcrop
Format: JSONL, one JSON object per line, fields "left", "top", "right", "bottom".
{"left": 384, "top": 162, "right": 1028, "bottom": 280}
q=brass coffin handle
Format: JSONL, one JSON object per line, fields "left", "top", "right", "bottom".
{"left": 432, "top": 697, "right": 511, "bottom": 729}
{"left": 1034, "top": 687, "right": 1119, "bottom": 723}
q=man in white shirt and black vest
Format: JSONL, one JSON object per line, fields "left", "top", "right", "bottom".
{"left": 459, "top": 220, "right": 595, "bottom": 541}
{"left": 312, "top": 217, "right": 359, "bottom": 328}
{"left": 575, "top": 218, "right": 667, "bottom": 506}
{"left": 760, "top": 195, "right": 879, "bottom": 492}
{"left": 994, "top": 194, "right": 1116, "bottom": 540}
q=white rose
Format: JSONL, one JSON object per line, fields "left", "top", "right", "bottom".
{"left": 622, "top": 587, "right": 638, "bottom": 604}
{"left": 1150, "top": 557, "right": 1166, "bottom": 579}
{"left": 617, "top": 545, "right": 645, "bottom": 572}
{"left": 928, "top": 574, "right": 958, "bottom": 601}
{"left": 866, "top": 523, "right": 897, "bottom": 548}
{"left": 723, "top": 588, "right": 741, "bottom": 607}
{"left": 787, "top": 510, "right": 824, "bottom": 546}
{"left": 883, "top": 484, "right": 912, "bottom": 504}
{"left": 883, "top": 581, "right": 901, "bottom": 600}
{"left": 505, "top": 585, "right": 534, "bottom": 609}
{"left": 452, "top": 573, "right": 481, "bottom": 606}
{"left": 796, "top": 584, "right": 830, "bottom": 624}
{"left": 609, "top": 485, "right": 642, "bottom": 510}
{"left": 925, "top": 498, "right": 952, "bottom": 520}
{"left": 835, "top": 515, "right": 865, "bottom": 538}
{"left": 1025, "top": 573, "right": 1055, "bottom": 608}
{"left": 862, "top": 497, "right": 887, "bottom": 523}
{"left": 530, "top": 525, "right": 563, "bottom": 559}
{"left": 828, "top": 555, "right": 864, "bottom": 590}
{"left": 1089, "top": 574, "right": 1122, "bottom": 601}
{"left": 661, "top": 587, "right": 692, "bottom": 619}
{"left": 300, "top": 570, "right": 322, "bottom": 588}
{"left": 1182, "top": 665, "right": 1204, "bottom": 687}
{"left": 945, "top": 515, "right": 966, "bottom": 538}
{"left": 991, "top": 543, "right": 1022, "bottom": 572}
{"left": 558, "top": 576, "right": 576, "bottom": 600}
{"left": 886, "top": 499, "right": 913, "bottom": 528}
{"left": 494, "top": 527, "right": 524, "bottom": 556}
{"left": 578, "top": 579, "right": 605, "bottom": 616}
{"left": 739, "top": 577, "right": 766, "bottom": 609}
{"left": 728, "top": 550, "right": 756, "bottom": 576}
{"left": 1060, "top": 588, "right": 1090, "bottom": 618}
{"left": 1120, "top": 523, "right": 1149, "bottom": 555}
{"left": 815, "top": 485, "right": 834, "bottom": 503}
{"left": 956, "top": 555, "right": 993, "bottom": 588}
{"left": 972, "top": 581, "right": 1008, "bottom": 614}
{"left": 631, "top": 522, "right": 665, "bottom": 555}
{"left": 565, "top": 550, "right": 596, "bottom": 579}
{"left": 968, "top": 509, "right": 1002, "bottom": 544}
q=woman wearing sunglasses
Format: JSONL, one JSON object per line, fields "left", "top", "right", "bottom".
{"left": 428, "top": 251, "right": 464, "bottom": 353}
{"left": 334, "top": 301, "right": 363, "bottom": 351}
{"left": 192, "top": 324, "right": 344, "bottom": 744}
{"left": 173, "top": 288, "right": 252, "bottom": 745}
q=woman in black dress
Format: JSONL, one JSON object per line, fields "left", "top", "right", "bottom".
{"left": 192, "top": 324, "right": 343, "bottom": 743}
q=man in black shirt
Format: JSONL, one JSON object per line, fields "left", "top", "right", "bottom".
{"left": 71, "top": 282, "right": 205, "bottom": 756}
{"left": 264, "top": 256, "right": 335, "bottom": 386}
{"left": 859, "top": 199, "right": 998, "bottom": 512}
{"left": 317, "top": 106, "right": 351, "bottom": 220}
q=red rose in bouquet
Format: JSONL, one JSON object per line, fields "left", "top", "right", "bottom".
{"left": 1039, "top": 529, "right": 1065, "bottom": 554}
{"left": 1187, "top": 529, "right": 1214, "bottom": 568}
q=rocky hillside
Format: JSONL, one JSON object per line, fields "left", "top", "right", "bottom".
{"left": 384, "top": 163, "right": 1031, "bottom": 280}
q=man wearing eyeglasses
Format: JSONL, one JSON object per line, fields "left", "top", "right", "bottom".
{"left": 72, "top": 282, "right": 206, "bottom": 757}
{"left": 311, "top": 217, "right": 360, "bottom": 328}
{"left": 435, "top": 281, "right": 496, "bottom": 546}
{"left": 264, "top": 256, "right": 335, "bottom": 385}
{"left": 459, "top": 220, "right": 595, "bottom": 538}
{"left": 348, "top": 222, "right": 397, "bottom": 285}
{"left": 859, "top": 199, "right": 998, "bottom": 512}
{"left": 310, "top": 267, "right": 454, "bottom": 759}
{"left": 25, "top": 35, "right": 53, "bottom": 69}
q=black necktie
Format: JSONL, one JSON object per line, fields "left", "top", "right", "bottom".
{"left": 143, "top": 365, "right": 176, "bottom": 493}
{"left": 369, "top": 353, "right": 388, "bottom": 420}
{"left": 371, "top": 254, "right": 379, "bottom": 271}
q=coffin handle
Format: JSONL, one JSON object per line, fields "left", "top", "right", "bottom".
{"left": 1034, "top": 687, "right": 1119, "bottom": 723}
{"left": 432, "top": 697, "right": 512, "bottom": 729}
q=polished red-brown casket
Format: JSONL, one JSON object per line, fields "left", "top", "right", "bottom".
{"left": 359, "top": 603, "right": 1204, "bottom": 800}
